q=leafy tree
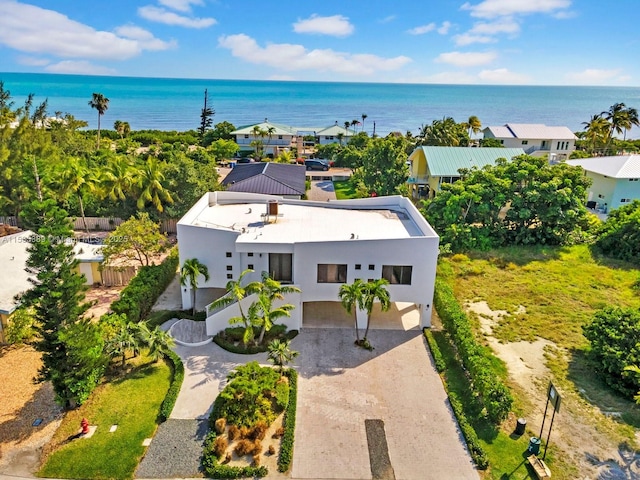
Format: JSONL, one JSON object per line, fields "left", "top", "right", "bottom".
{"left": 210, "top": 269, "right": 262, "bottom": 345}
{"left": 267, "top": 339, "right": 299, "bottom": 373}
{"left": 198, "top": 89, "right": 215, "bottom": 137}
{"left": 88, "top": 92, "right": 109, "bottom": 148}
{"left": 19, "top": 200, "right": 105, "bottom": 408}
{"left": 583, "top": 306, "right": 640, "bottom": 398}
{"left": 207, "top": 138, "right": 239, "bottom": 162}
{"left": 418, "top": 117, "right": 469, "bottom": 147}
{"left": 102, "top": 313, "right": 138, "bottom": 367}
{"left": 49, "top": 156, "right": 97, "bottom": 233}
{"left": 202, "top": 120, "right": 236, "bottom": 146}
{"left": 479, "top": 137, "right": 504, "bottom": 148}
{"left": 101, "top": 212, "right": 168, "bottom": 267}
{"left": 423, "top": 155, "right": 591, "bottom": 251}
{"left": 351, "top": 136, "right": 409, "bottom": 196}
{"left": 180, "top": 258, "right": 210, "bottom": 315}
{"left": 594, "top": 200, "right": 640, "bottom": 265}
{"left": 5, "top": 307, "right": 36, "bottom": 345}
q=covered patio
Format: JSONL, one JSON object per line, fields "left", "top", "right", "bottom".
{"left": 302, "top": 301, "right": 420, "bottom": 330}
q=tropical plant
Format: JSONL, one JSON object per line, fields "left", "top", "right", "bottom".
{"left": 136, "top": 322, "right": 175, "bottom": 362}
{"left": 135, "top": 156, "right": 174, "bottom": 212}
{"left": 254, "top": 273, "right": 300, "bottom": 345}
{"left": 581, "top": 114, "right": 610, "bottom": 154}
{"left": 361, "top": 113, "right": 368, "bottom": 133}
{"left": 361, "top": 279, "right": 391, "bottom": 340}
{"left": 50, "top": 157, "right": 97, "bottom": 233}
{"left": 339, "top": 279, "right": 366, "bottom": 343}
{"left": 465, "top": 115, "right": 482, "bottom": 139}
{"left": 593, "top": 200, "right": 640, "bottom": 264}
{"left": 114, "top": 120, "right": 131, "bottom": 139}
{"left": 101, "top": 212, "right": 168, "bottom": 267}
{"left": 198, "top": 88, "right": 215, "bottom": 137}
{"left": 180, "top": 258, "right": 210, "bottom": 315}
{"left": 210, "top": 269, "right": 262, "bottom": 345}
{"left": 88, "top": 92, "right": 109, "bottom": 148}
{"left": 101, "top": 155, "right": 137, "bottom": 202}
{"left": 267, "top": 339, "right": 299, "bottom": 373}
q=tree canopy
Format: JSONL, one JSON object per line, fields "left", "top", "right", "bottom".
{"left": 593, "top": 200, "right": 640, "bottom": 265}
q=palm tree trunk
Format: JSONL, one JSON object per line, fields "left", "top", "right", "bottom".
{"left": 97, "top": 113, "right": 101, "bottom": 149}
{"left": 258, "top": 326, "right": 266, "bottom": 346}
{"left": 192, "top": 289, "right": 197, "bottom": 316}
{"left": 363, "top": 316, "right": 371, "bottom": 340}
{"left": 78, "top": 193, "right": 88, "bottom": 233}
{"left": 354, "top": 312, "right": 360, "bottom": 342}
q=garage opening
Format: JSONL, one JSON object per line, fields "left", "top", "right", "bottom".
{"left": 302, "top": 301, "right": 419, "bottom": 331}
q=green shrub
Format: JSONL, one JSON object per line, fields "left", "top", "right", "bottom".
{"left": 202, "top": 432, "right": 268, "bottom": 478}
{"left": 5, "top": 307, "right": 36, "bottom": 345}
{"left": 594, "top": 200, "right": 640, "bottom": 265}
{"left": 423, "top": 328, "right": 446, "bottom": 373}
{"left": 278, "top": 368, "right": 297, "bottom": 473}
{"left": 111, "top": 249, "right": 179, "bottom": 323}
{"left": 434, "top": 278, "right": 513, "bottom": 423}
{"left": 213, "top": 325, "right": 297, "bottom": 354}
{"left": 448, "top": 391, "right": 489, "bottom": 469}
{"left": 158, "top": 349, "right": 184, "bottom": 422}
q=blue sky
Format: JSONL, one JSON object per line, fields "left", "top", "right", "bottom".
{"left": 0, "top": 0, "right": 637, "bottom": 86}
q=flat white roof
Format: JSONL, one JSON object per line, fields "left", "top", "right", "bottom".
{"left": 0, "top": 231, "right": 35, "bottom": 314}
{"left": 183, "top": 192, "right": 437, "bottom": 244}
{"left": 567, "top": 155, "right": 640, "bottom": 179}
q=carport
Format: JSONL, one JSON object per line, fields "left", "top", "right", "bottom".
{"left": 302, "top": 301, "right": 420, "bottom": 330}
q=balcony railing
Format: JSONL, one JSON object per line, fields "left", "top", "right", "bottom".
{"left": 407, "top": 176, "right": 429, "bottom": 184}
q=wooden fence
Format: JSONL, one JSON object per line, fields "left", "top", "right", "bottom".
{"left": 0, "top": 216, "right": 18, "bottom": 226}
{"left": 101, "top": 266, "right": 138, "bottom": 287}
{"left": 70, "top": 217, "right": 178, "bottom": 234}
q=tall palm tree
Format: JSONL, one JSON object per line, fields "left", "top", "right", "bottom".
{"left": 351, "top": 119, "right": 360, "bottom": 132}
{"left": 51, "top": 157, "right": 97, "bottom": 233}
{"left": 88, "top": 92, "right": 109, "bottom": 148}
{"left": 180, "top": 258, "right": 210, "bottom": 315}
{"left": 135, "top": 157, "right": 174, "bottom": 213}
{"left": 361, "top": 279, "right": 391, "bottom": 341}
{"left": 210, "top": 269, "right": 262, "bottom": 345}
{"left": 114, "top": 120, "right": 130, "bottom": 139}
{"left": 361, "top": 113, "right": 368, "bottom": 133}
{"left": 466, "top": 115, "right": 482, "bottom": 139}
{"left": 338, "top": 279, "right": 366, "bottom": 343}
{"left": 101, "top": 156, "right": 137, "bottom": 202}
{"left": 255, "top": 273, "right": 300, "bottom": 345}
{"left": 344, "top": 121, "right": 351, "bottom": 135}
{"left": 582, "top": 114, "right": 610, "bottom": 154}
{"left": 623, "top": 107, "right": 639, "bottom": 141}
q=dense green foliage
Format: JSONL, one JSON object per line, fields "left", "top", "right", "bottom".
{"left": 350, "top": 136, "right": 410, "bottom": 196}
{"left": 417, "top": 116, "right": 471, "bottom": 147}
{"left": 213, "top": 325, "right": 297, "bottom": 354}
{"left": 101, "top": 212, "right": 168, "bottom": 267}
{"left": 433, "top": 278, "right": 513, "bottom": 423}
{"left": 158, "top": 350, "right": 184, "bottom": 422}
{"left": 19, "top": 200, "right": 105, "bottom": 407}
{"left": 278, "top": 368, "right": 297, "bottom": 473}
{"left": 594, "top": 200, "right": 640, "bottom": 265}
{"left": 211, "top": 362, "right": 288, "bottom": 428}
{"left": 422, "top": 155, "right": 591, "bottom": 252}
{"left": 447, "top": 390, "right": 490, "bottom": 469}
{"left": 111, "top": 248, "right": 179, "bottom": 322}
{"left": 577, "top": 103, "right": 640, "bottom": 155}
{"left": 423, "top": 328, "right": 446, "bottom": 373}
{"left": 583, "top": 306, "right": 640, "bottom": 398}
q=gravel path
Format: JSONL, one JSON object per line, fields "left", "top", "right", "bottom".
{"left": 135, "top": 419, "right": 208, "bottom": 479}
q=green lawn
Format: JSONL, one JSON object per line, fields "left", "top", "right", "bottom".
{"left": 332, "top": 179, "right": 358, "bottom": 199}
{"left": 38, "top": 355, "right": 171, "bottom": 480}
{"left": 438, "top": 244, "right": 640, "bottom": 478}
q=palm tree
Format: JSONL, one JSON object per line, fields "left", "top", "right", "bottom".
{"left": 623, "top": 107, "right": 639, "bottom": 141}
{"left": 361, "top": 279, "right": 391, "bottom": 341}
{"left": 88, "top": 92, "right": 109, "bottom": 148}
{"left": 361, "top": 113, "right": 368, "bottom": 133}
{"left": 582, "top": 114, "right": 610, "bottom": 154}
{"left": 114, "top": 120, "right": 130, "bottom": 139}
{"left": 344, "top": 121, "right": 351, "bottom": 135}
{"left": 137, "top": 323, "right": 175, "bottom": 362}
{"left": 255, "top": 273, "right": 300, "bottom": 345}
{"left": 466, "top": 115, "right": 482, "bottom": 139}
{"left": 180, "top": 258, "right": 210, "bottom": 315}
{"left": 135, "top": 157, "right": 174, "bottom": 212}
{"left": 336, "top": 132, "right": 344, "bottom": 146}
{"left": 351, "top": 119, "right": 360, "bottom": 132}
{"left": 101, "top": 156, "right": 137, "bottom": 202}
{"left": 210, "top": 269, "right": 262, "bottom": 345}
{"left": 51, "top": 157, "right": 97, "bottom": 233}
{"left": 338, "top": 279, "right": 366, "bottom": 343}
{"left": 267, "top": 339, "right": 299, "bottom": 373}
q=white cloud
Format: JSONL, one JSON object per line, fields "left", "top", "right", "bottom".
{"left": 379, "top": 15, "right": 397, "bottom": 24}
{"left": 403, "top": 71, "right": 476, "bottom": 84}
{"left": 552, "top": 10, "right": 577, "bottom": 19}
{"left": 0, "top": 1, "right": 174, "bottom": 60}
{"left": 564, "top": 68, "right": 629, "bottom": 85}
{"left": 455, "top": 17, "right": 519, "bottom": 45}
{"left": 267, "top": 74, "right": 295, "bottom": 81}
{"left": 461, "top": 0, "right": 571, "bottom": 19}
{"left": 218, "top": 34, "right": 411, "bottom": 75}
{"left": 478, "top": 68, "right": 530, "bottom": 84}
{"left": 114, "top": 25, "right": 177, "bottom": 50}
{"left": 408, "top": 21, "right": 451, "bottom": 35}
{"left": 45, "top": 60, "right": 116, "bottom": 75}
{"left": 454, "top": 33, "right": 495, "bottom": 46}
{"left": 138, "top": 5, "right": 216, "bottom": 28}
{"left": 437, "top": 21, "right": 452, "bottom": 34}
{"left": 435, "top": 51, "right": 497, "bottom": 67}
{"left": 18, "top": 56, "right": 50, "bottom": 67}
{"left": 158, "top": 0, "right": 204, "bottom": 13}
{"left": 293, "top": 14, "right": 354, "bottom": 37}
{"left": 408, "top": 23, "right": 436, "bottom": 35}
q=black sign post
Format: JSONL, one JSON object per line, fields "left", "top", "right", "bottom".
{"left": 538, "top": 382, "right": 561, "bottom": 460}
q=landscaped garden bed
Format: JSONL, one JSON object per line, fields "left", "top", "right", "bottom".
{"left": 213, "top": 324, "right": 298, "bottom": 354}
{"left": 202, "top": 361, "right": 298, "bottom": 477}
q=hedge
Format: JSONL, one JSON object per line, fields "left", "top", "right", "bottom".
{"left": 158, "top": 349, "right": 184, "bottom": 422}
{"left": 111, "top": 249, "right": 179, "bottom": 322}
{"left": 278, "top": 368, "right": 297, "bottom": 473}
{"left": 423, "top": 328, "right": 446, "bottom": 373}
{"left": 448, "top": 391, "right": 489, "bottom": 469}
{"left": 201, "top": 431, "right": 268, "bottom": 479}
{"left": 433, "top": 278, "right": 513, "bottom": 423}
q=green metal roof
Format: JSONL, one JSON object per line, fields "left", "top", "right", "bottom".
{"left": 415, "top": 146, "right": 525, "bottom": 176}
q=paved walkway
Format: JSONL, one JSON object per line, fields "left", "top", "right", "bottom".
{"left": 307, "top": 179, "right": 337, "bottom": 201}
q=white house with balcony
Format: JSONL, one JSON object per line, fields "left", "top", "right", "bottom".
{"left": 231, "top": 120, "right": 298, "bottom": 156}
{"left": 177, "top": 192, "right": 439, "bottom": 336}
{"left": 483, "top": 123, "right": 577, "bottom": 162}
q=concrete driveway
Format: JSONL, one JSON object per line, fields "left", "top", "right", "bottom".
{"left": 289, "top": 329, "right": 479, "bottom": 480}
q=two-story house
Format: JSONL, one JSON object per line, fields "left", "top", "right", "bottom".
{"left": 483, "top": 123, "right": 577, "bottom": 162}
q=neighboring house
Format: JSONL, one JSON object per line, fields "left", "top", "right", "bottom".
{"left": 0, "top": 231, "right": 103, "bottom": 343}
{"left": 314, "top": 123, "right": 357, "bottom": 145}
{"left": 566, "top": 155, "right": 640, "bottom": 212}
{"left": 231, "top": 120, "right": 298, "bottom": 156}
{"left": 407, "top": 146, "right": 525, "bottom": 199}
{"left": 221, "top": 163, "right": 306, "bottom": 199}
{"left": 483, "top": 123, "right": 577, "bottom": 162}
{"left": 177, "top": 191, "right": 439, "bottom": 336}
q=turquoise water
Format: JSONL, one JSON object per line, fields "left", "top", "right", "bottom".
{"left": 2, "top": 72, "right": 640, "bottom": 138}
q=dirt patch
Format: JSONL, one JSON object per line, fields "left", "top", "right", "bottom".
{"left": 0, "top": 345, "right": 62, "bottom": 476}
{"left": 466, "top": 300, "right": 629, "bottom": 479}
{"left": 85, "top": 284, "right": 126, "bottom": 318}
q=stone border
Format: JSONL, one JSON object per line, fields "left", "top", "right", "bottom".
{"left": 168, "top": 319, "right": 213, "bottom": 347}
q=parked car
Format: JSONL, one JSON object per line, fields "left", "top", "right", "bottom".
{"left": 305, "top": 159, "right": 329, "bottom": 171}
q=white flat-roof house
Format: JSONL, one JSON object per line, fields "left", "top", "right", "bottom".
{"left": 177, "top": 192, "right": 439, "bottom": 336}
{"left": 483, "top": 123, "right": 577, "bottom": 162}
{"left": 567, "top": 155, "right": 640, "bottom": 212}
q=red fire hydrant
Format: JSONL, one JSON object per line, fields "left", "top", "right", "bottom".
{"left": 81, "top": 418, "right": 90, "bottom": 435}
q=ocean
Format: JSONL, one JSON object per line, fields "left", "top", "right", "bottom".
{"left": 2, "top": 72, "right": 640, "bottom": 138}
